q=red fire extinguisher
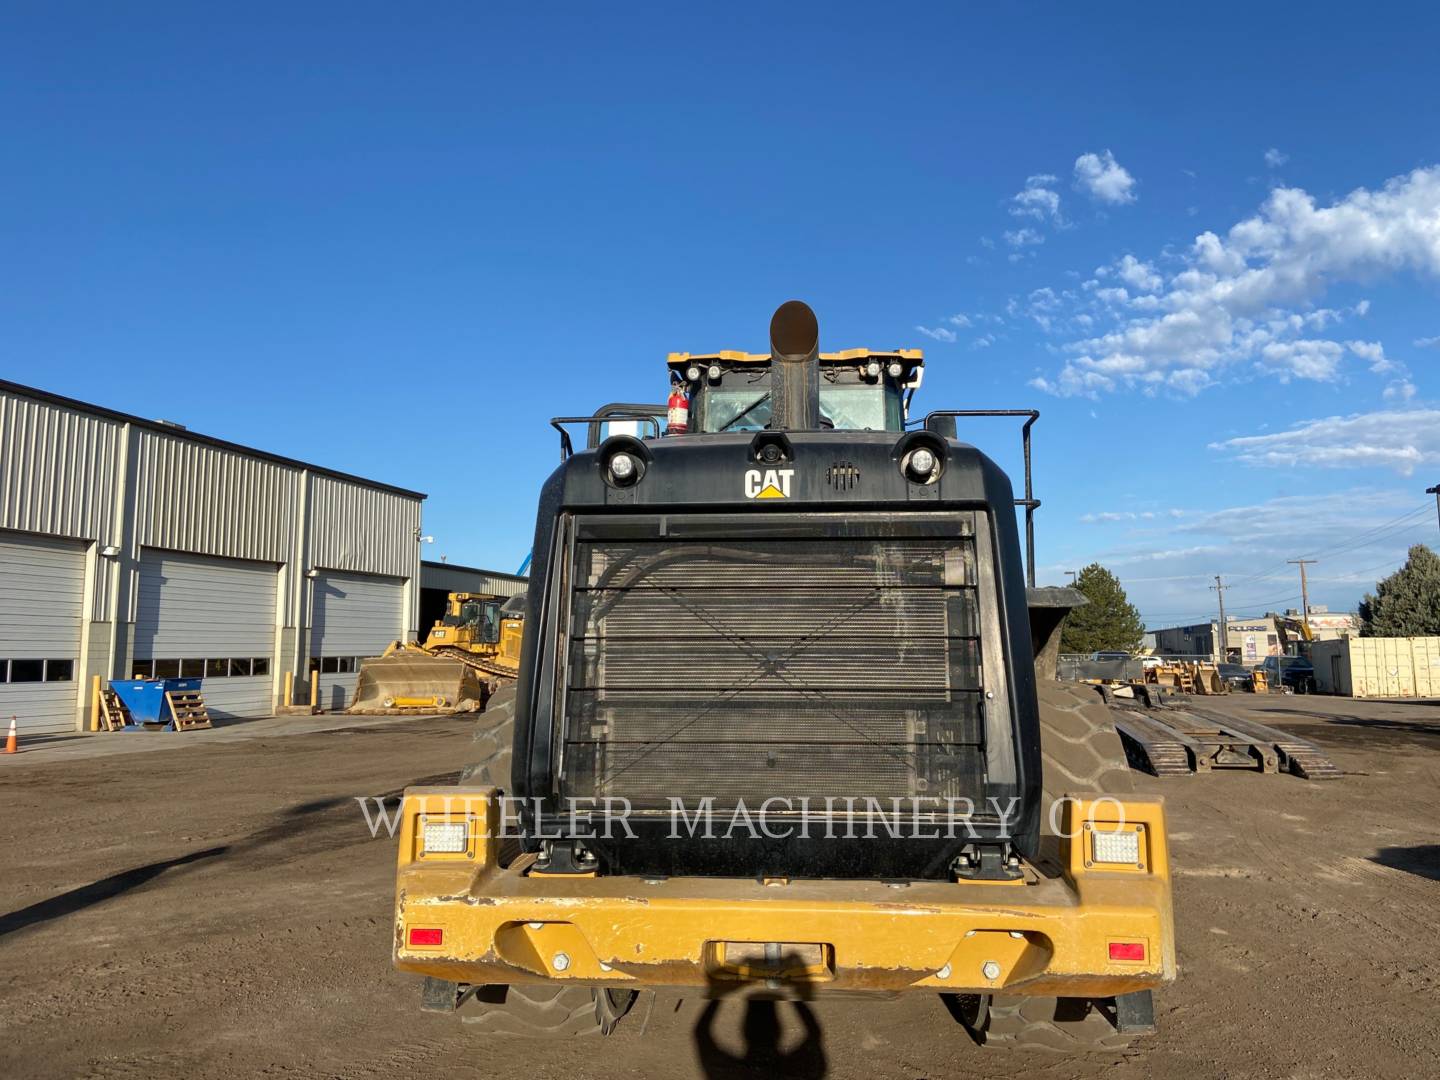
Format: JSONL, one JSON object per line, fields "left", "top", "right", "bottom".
{"left": 667, "top": 385, "right": 689, "bottom": 435}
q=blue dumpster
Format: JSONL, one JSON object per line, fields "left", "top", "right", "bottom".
{"left": 109, "top": 678, "right": 203, "bottom": 730}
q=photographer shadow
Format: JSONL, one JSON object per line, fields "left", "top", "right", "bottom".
{"left": 694, "top": 998, "right": 827, "bottom": 1079}
{"left": 692, "top": 951, "right": 828, "bottom": 1079}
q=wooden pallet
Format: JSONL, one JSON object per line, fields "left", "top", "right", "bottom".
{"left": 164, "top": 690, "right": 212, "bottom": 731}
{"left": 99, "top": 688, "right": 132, "bottom": 731}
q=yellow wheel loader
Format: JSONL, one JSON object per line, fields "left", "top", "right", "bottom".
{"left": 349, "top": 592, "right": 524, "bottom": 714}
{"left": 392, "top": 302, "right": 1176, "bottom": 1050}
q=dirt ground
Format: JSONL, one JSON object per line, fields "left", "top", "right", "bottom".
{"left": 2, "top": 694, "right": 1438, "bottom": 1080}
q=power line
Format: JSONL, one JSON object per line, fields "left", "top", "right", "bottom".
{"left": 1221, "top": 502, "right": 1431, "bottom": 590}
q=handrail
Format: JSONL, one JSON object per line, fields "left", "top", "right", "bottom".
{"left": 549, "top": 413, "right": 663, "bottom": 461}
{"left": 922, "top": 409, "right": 1041, "bottom": 587}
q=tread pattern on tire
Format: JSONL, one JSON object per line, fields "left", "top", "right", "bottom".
{"left": 1035, "top": 680, "right": 1133, "bottom": 837}
{"left": 977, "top": 995, "right": 1135, "bottom": 1052}
{"left": 458, "top": 984, "right": 605, "bottom": 1037}
{"left": 458, "top": 685, "right": 516, "bottom": 791}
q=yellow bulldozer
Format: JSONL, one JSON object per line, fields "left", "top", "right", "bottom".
{"left": 349, "top": 591, "right": 525, "bottom": 714}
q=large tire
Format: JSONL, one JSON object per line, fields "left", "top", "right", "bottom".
{"left": 459, "top": 985, "right": 636, "bottom": 1037}
{"left": 458, "top": 684, "right": 516, "bottom": 791}
{"left": 1035, "top": 680, "right": 1132, "bottom": 838}
{"left": 950, "top": 993, "right": 1135, "bottom": 1052}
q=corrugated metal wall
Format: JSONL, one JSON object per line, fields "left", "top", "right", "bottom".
{"left": 1336, "top": 637, "right": 1440, "bottom": 698}
{"left": 421, "top": 562, "right": 528, "bottom": 598}
{"left": 1, "top": 383, "right": 426, "bottom": 727}
{"left": 132, "top": 429, "right": 297, "bottom": 564}
{"left": 0, "top": 390, "right": 122, "bottom": 541}
{"left": 310, "top": 474, "right": 421, "bottom": 579}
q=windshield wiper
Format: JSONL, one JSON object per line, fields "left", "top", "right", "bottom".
{"left": 718, "top": 393, "right": 771, "bottom": 432}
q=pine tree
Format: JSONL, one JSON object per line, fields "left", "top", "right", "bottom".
{"left": 1359, "top": 544, "right": 1440, "bottom": 637}
{"left": 1059, "top": 563, "right": 1147, "bottom": 654}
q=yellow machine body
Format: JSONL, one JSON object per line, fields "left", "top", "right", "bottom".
{"left": 393, "top": 790, "right": 1176, "bottom": 1000}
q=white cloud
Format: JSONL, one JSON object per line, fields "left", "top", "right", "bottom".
{"left": 1211, "top": 409, "right": 1440, "bottom": 475}
{"left": 914, "top": 324, "right": 956, "bottom": 343}
{"left": 1010, "top": 174, "right": 1063, "bottom": 224}
{"left": 1074, "top": 150, "right": 1137, "bottom": 204}
{"left": 1114, "top": 254, "right": 1163, "bottom": 293}
{"left": 1415, "top": 335, "right": 1440, "bottom": 348}
{"left": 948, "top": 313, "right": 973, "bottom": 328}
{"left": 1345, "top": 339, "right": 1395, "bottom": 373}
{"left": 1080, "top": 509, "right": 1186, "bottom": 523}
{"left": 1264, "top": 147, "right": 1289, "bottom": 168}
{"left": 972, "top": 333, "right": 996, "bottom": 349}
{"left": 1036, "top": 166, "right": 1440, "bottom": 396}
{"left": 1383, "top": 379, "right": 1418, "bottom": 403}
{"left": 1004, "top": 227, "right": 1045, "bottom": 248}
{"left": 1256, "top": 338, "right": 1346, "bottom": 381}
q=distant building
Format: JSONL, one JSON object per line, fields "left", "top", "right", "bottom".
{"left": 1152, "top": 608, "right": 1360, "bottom": 663}
{"left": 1151, "top": 618, "right": 1280, "bottom": 663}
{"left": 1281, "top": 607, "right": 1360, "bottom": 642}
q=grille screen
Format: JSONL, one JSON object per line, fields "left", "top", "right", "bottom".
{"left": 560, "top": 516, "right": 990, "bottom": 810}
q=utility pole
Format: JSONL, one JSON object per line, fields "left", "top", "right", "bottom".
{"left": 1210, "top": 575, "right": 1229, "bottom": 663}
{"left": 1288, "top": 559, "right": 1318, "bottom": 621}
{"left": 1428, "top": 484, "right": 1440, "bottom": 536}
{"left": 1065, "top": 570, "right": 1078, "bottom": 584}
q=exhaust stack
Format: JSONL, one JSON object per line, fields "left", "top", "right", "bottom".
{"left": 768, "top": 300, "right": 820, "bottom": 431}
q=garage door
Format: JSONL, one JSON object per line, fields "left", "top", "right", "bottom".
{"left": 135, "top": 550, "right": 278, "bottom": 719}
{"left": 311, "top": 571, "right": 406, "bottom": 711}
{"left": 0, "top": 532, "right": 85, "bottom": 737}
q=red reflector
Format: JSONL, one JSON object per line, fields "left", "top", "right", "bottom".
{"left": 408, "top": 927, "right": 443, "bottom": 947}
{"left": 1109, "top": 941, "right": 1145, "bottom": 961}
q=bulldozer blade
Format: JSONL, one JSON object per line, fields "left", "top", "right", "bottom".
{"left": 349, "top": 652, "right": 485, "bottom": 714}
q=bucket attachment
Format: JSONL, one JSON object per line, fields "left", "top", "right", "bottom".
{"left": 350, "top": 650, "right": 485, "bottom": 714}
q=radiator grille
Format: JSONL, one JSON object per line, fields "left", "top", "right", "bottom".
{"left": 560, "top": 520, "right": 988, "bottom": 810}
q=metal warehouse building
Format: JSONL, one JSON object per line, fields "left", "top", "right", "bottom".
{"left": 0, "top": 379, "right": 426, "bottom": 735}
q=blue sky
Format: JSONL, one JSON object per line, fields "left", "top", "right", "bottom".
{"left": 4, "top": 2, "right": 1439, "bottom": 626}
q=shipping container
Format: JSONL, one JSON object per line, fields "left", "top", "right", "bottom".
{"left": 1311, "top": 637, "right": 1440, "bottom": 698}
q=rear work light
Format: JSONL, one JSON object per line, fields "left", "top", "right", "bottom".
{"left": 421, "top": 820, "right": 470, "bottom": 854}
{"left": 1090, "top": 829, "right": 1141, "bottom": 866}
{"left": 1109, "top": 941, "right": 1146, "bottom": 962}
{"left": 408, "top": 927, "right": 443, "bottom": 947}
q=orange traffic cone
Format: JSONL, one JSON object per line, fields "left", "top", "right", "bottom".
{"left": 4, "top": 716, "right": 16, "bottom": 754}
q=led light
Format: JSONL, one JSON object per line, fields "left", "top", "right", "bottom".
{"left": 609, "top": 452, "right": 638, "bottom": 482}
{"left": 1109, "top": 941, "right": 1146, "bottom": 962}
{"left": 408, "top": 927, "right": 443, "bottom": 947}
{"left": 422, "top": 820, "right": 469, "bottom": 854}
{"left": 685, "top": 364, "right": 702, "bottom": 382}
{"left": 909, "top": 447, "right": 937, "bottom": 477}
{"left": 707, "top": 363, "right": 722, "bottom": 381}
{"left": 1091, "top": 829, "right": 1141, "bottom": 865}
{"left": 865, "top": 359, "right": 881, "bottom": 378}
{"left": 887, "top": 360, "right": 903, "bottom": 378}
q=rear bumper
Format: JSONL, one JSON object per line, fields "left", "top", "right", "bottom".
{"left": 392, "top": 790, "right": 1176, "bottom": 998}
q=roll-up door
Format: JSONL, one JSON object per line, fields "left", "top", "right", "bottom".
{"left": 135, "top": 550, "right": 278, "bottom": 718}
{"left": 0, "top": 531, "right": 85, "bottom": 736}
{"left": 311, "top": 571, "right": 406, "bottom": 710}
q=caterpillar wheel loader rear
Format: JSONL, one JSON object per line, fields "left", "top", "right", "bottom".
{"left": 393, "top": 302, "right": 1176, "bottom": 1051}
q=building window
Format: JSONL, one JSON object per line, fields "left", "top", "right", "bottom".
{"left": 132, "top": 657, "right": 272, "bottom": 680}
{"left": 0, "top": 659, "right": 74, "bottom": 683}
{"left": 8, "top": 659, "right": 45, "bottom": 682}
{"left": 312, "top": 656, "right": 358, "bottom": 675}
